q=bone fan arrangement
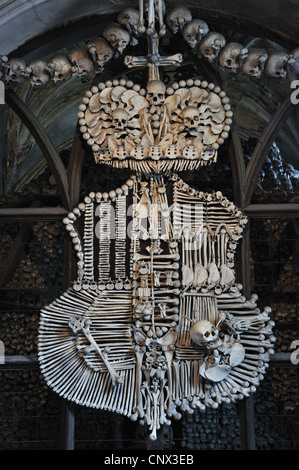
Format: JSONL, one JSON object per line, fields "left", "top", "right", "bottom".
{"left": 37, "top": 0, "right": 276, "bottom": 441}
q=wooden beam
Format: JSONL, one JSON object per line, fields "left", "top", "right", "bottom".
{"left": 243, "top": 95, "right": 295, "bottom": 207}
{"left": 239, "top": 395, "right": 256, "bottom": 450}
{"left": 0, "top": 207, "right": 67, "bottom": 221}
{"left": 59, "top": 400, "right": 76, "bottom": 450}
{"left": 67, "top": 124, "right": 86, "bottom": 209}
{"left": 228, "top": 121, "right": 246, "bottom": 208}
{"left": 5, "top": 89, "right": 71, "bottom": 209}
{"left": 244, "top": 203, "right": 299, "bottom": 218}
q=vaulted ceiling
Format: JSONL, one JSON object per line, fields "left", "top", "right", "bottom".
{"left": 0, "top": 0, "right": 299, "bottom": 196}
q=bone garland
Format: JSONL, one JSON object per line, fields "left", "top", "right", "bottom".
{"left": 2, "top": 0, "right": 299, "bottom": 90}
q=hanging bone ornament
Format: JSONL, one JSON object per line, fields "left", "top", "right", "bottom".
{"left": 183, "top": 19, "right": 209, "bottom": 50}
{"left": 86, "top": 37, "right": 114, "bottom": 71}
{"left": 38, "top": 0, "right": 275, "bottom": 441}
{"left": 68, "top": 48, "right": 94, "bottom": 77}
{"left": 28, "top": 60, "right": 50, "bottom": 86}
{"left": 219, "top": 43, "right": 248, "bottom": 73}
{"left": 199, "top": 32, "right": 226, "bottom": 62}
{"left": 241, "top": 49, "right": 268, "bottom": 78}
{"left": 264, "top": 51, "right": 296, "bottom": 79}
{"left": 103, "top": 23, "right": 131, "bottom": 55}
{"left": 166, "top": 6, "right": 192, "bottom": 34}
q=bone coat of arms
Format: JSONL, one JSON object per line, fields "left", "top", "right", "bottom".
{"left": 38, "top": 0, "right": 275, "bottom": 441}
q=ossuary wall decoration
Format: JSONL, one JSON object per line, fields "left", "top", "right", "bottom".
{"left": 38, "top": 0, "right": 275, "bottom": 441}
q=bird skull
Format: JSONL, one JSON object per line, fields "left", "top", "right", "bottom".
{"left": 146, "top": 80, "right": 166, "bottom": 107}
{"left": 219, "top": 42, "right": 248, "bottom": 72}
{"left": 199, "top": 31, "right": 226, "bottom": 62}
{"left": 87, "top": 37, "right": 113, "bottom": 71}
{"left": 68, "top": 48, "right": 94, "bottom": 76}
{"left": 190, "top": 319, "right": 222, "bottom": 349}
{"left": 112, "top": 108, "right": 129, "bottom": 131}
{"left": 241, "top": 49, "right": 268, "bottom": 78}
{"left": 183, "top": 19, "right": 209, "bottom": 49}
{"left": 166, "top": 6, "right": 192, "bottom": 34}
{"left": 103, "top": 23, "right": 130, "bottom": 55}
{"left": 182, "top": 106, "right": 200, "bottom": 130}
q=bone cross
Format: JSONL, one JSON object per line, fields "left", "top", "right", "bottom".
{"left": 124, "top": 51, "right": 183, "bottom": 80}
{"left": 68, "top": 315, "right": 123, "bottom": 386}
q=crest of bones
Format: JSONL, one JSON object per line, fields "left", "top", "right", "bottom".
{"left": 38, "top": 0, "right": 276, "bottom": 443}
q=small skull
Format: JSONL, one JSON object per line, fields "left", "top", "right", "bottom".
{"left": 146, "top": 80, "right": 166, "bottom": 108}
{"left": 182, "top": 106, "right": 200, "bottom": 130}
{"left": 46, "top": 55, "right": 72, "bottom": 83}
{"left": 183, "top": 19, "right": 209, "bottom": 49}
{"left": 68, "top": 48, "right": 94, "bottom": 77}
{"left": 112, "top": 108, "right": 129, "bottom": 131}
{"left": 199, "top": 31, "right": 226, "bottom": 62}
{"left": 6, "top": 58, "right": 30, "bottom": 83}
{"left": 190, "top": 319, "right": 222, "bottom": 349}
{"left": 166, "top": 7, "right": 192, "bottom": 34}
{"left": 29, "top": 60, "right": 50, "bottom": 86}
{"left": 241, "top": 49, "right": 268, "bottom": 78}
{"left": 103, "top": 23, "right": 130, "bottom": 55}
{"left": 219, "top": 42, "right": 248, "bottom": 72}
{"left": 86, "top": 37, "right": 113, "bottom": 71}
{"left": 264, "top": 51, "right": 295, "bottom": 79}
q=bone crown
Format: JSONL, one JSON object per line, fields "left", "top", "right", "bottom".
{"left": 78, "top": 77, "right": 232, "bottom": 171}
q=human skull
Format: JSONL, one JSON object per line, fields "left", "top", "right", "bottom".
{"left": 68, "top": 48, "right": 94, "bottom": 77}
{"left": 6, "top": 58, "right": 30, "bottom": 83}
{"left": 46, "top": 55, "right": 72, "bottom": 83}
{"left": 183, "top": 19, "right": 209, "bottom": 49}
{"left": 219, "top": 42, "right": 248, "bottom": 72}
{"left": 103, "top": 23, "right": 130, "bottom": 55}
{"left": 182, "top": 106, "right": 200, "bottom": 130}
{"left": 241, "top": 49, "right": 268, "bottom": 78}
{"left": 86, "top": 37, "right": 113, "bottom": 71}
{"left": 190, "top": 319, "right": 222, "bottom": 349}
{"left": 118, "top": 8, "right": 140, "bottom": 36}
{"left": 199, "top": 31, "right": 226, "bottom": 62}
{"left": 112, "top": 108, "right": 129, "bottom": 131}
{"left": 166, "top": 7, "right": 192, "bottom": 34}
{"left": 29, "top": 60, "right": 50, "bottom": 86}
{"left": 264, "top": 51, "right": 295, "bottom": 79}
{"left": 146, "top": 80, "right": 166, "bottom": 107}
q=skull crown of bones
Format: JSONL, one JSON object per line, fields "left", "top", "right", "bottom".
{"left": 38, "top": 0, "right": 275, "bottom": 442}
